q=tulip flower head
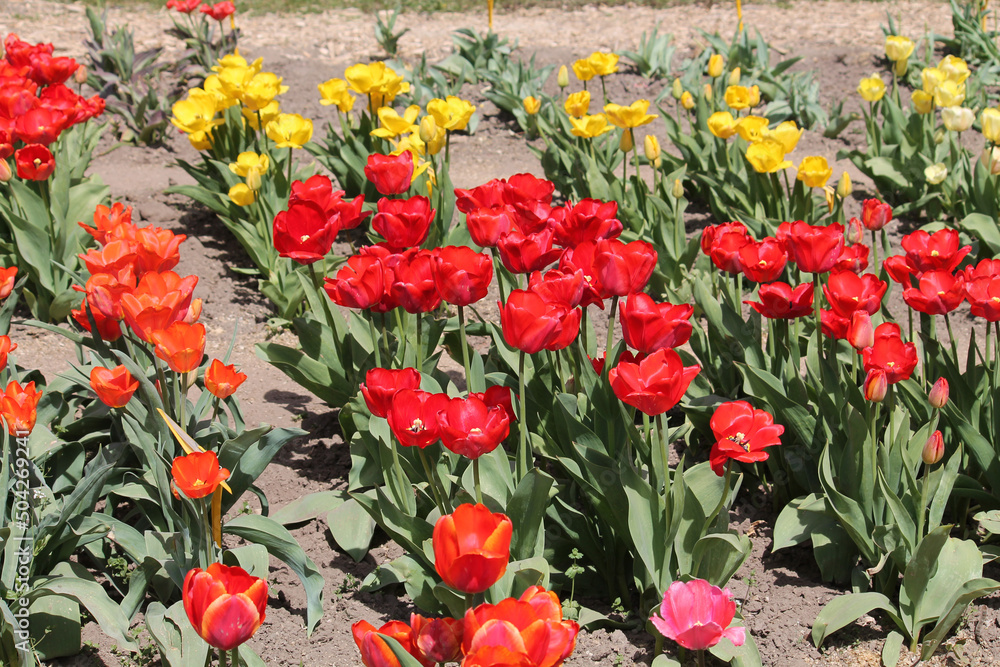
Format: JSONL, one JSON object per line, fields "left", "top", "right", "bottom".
{"left": 929, "top": 377, "right": 949, "bottom": 409}
{"left": 651, "top": 579, "right": 746, "bottom": 651}
{"left": 433, "top": 503, "right": 512, "bottom": 594}
{"left": 922, "top": 430, "right": 945, "bottom": 465}
{"left": 172, "top": 450, "right": 230, "bottom": 500}
{"left": 183, "top": 563, "right": 267, "bottom": 651}
{"left": 609, "top": 348, "right": 700, "bottom": 416}
{"left": 0, "top": 380, "right": 41, "bottom": 435}
{"left": 708, "top": 401, "right": 784, "bottom": 475}
{"left": 462, "top": 586, "right": 579, "bottom": 664}
{"left": 204, "top": 359, "right": 247, "bottom": 399}
{"left": 90, "top": 365, "right": 139, "bottom": 408}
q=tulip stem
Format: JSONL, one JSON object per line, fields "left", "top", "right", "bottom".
{"left": 917, "top": 458, "right": 932, "bottom": 540}
{"left": 201, "top": 498, "right": 214, "bottom": 566}
{"left": 887, "top": 386, "right": 896, "bottom": 450}
{"left": 308, "top": 263, "right": 339, "bottom": 346}
{"left": 369, "top": 316, "right": 383, "bottom": 369}
{"left": 870, "top": 230, "right": 879, "bottom": 275}
{"left": 657, "top": 413, "right": 672, "bottom": 516}
{"left": 416, "top": 315, "right": 424, "bottom": 374}
{"left": 232, "top": 645, "right": 240, "bottom": 666}
{"left": 473, "top": 457, "right": 483, "bottom": 504}
{"left": 697, "top": 649, "right": 706, "bottom": 667}
{"left": 813, "top": 273, "right": 823, "bottom": 364}
{"left": 220, "top": 649, "right": 228, "bottom": 667}
{"left": 286, "top": 147, "right": 293, "bottom": 192}
{"left": 705, "top": 461, "right": 733, "bottom": 532}
{"left": 418, "top": 448, "right": 449, "bottom": 516}
{"left": 945, "top": 313, "right": 959, "bottom": 362}
{"left": 517, "top": 350, "right": 529, "bottom": 481}
{"left": 458, "top": 305, "right": 476, "bottom": 392}
{"left": 605, "top": 296, "right": 619, "bottom": 366}
{"left": 394, "top": 309, "right": 408, "bottom": 367}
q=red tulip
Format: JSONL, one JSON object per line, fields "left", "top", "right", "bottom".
{"left": 864, "top": 368, "right": 888, "bottom": 402}
{"left": 820, "top": 308, "right": 850, "bottom": 340}
{"left": 964, "top": 258, "right": 1000, "bottom": 282}
{"left": 929, "top": 377, "right": 949, "bottom": 409}
{"left": 365, "top": 151, "right": 414, "bottom": 196}
{"left": 434, "top": 503, "right": 512, "bottom": 594}
{"left": 833, "top": 243, "right": 870, "bottom": 273}
{"left": 862, "top": 323, "right": 918, "bottom": 384}
{"left": 901, "top": 228, "right": 971, "bottom": 274}
{"left": 437, "top": 395, "right": 510, "bottom": 459}
{"left": 360, "top": 367, "right": 422, "bottom": 419}
{"left": 172, "top": 450, "right": 230, "bottom": 499}
{"left": 79, "top": 240, "right": 138, "bottom": 277}
{"left": 455, "top": 179, "right": 506, "bottom": 213}
{"left": 410, "top": 615, "right": 462, "bottom": 665}
{"left": 470, "top": 385, "right": 516, "bottom": 424}
{"left": 861, "top": 198, "right": 892, "bottom": 231}
{"left": 499, "top": 289, "right": 573, "bottom": 354}
{"left": 151, "top": 322, "right": 206, "bottom": 374}
{"left": 550, "top": 199, "right": 622, "bottom": 247}
{"left": 737, "top": 238, "right": 786, "bottom": 283}
{"left": 527, "top": 268, "right": 585, "bottom": 308}
{"left": 966, "top": 276, "right": 1000, "bottom": 321}
{"left": 846, "top": 216, "right": 864, "bottom": 244}
{"left": 0, "top": 380, "right": 41, "bottom": 435}
{"left": 0, "top": 266, "right": 17, "bottom": 300}
{"left": 650, "top": 579, "right": 745, "bottom": 651}
{"left": 386, "top": 389, "right": 450, "bottom": 448}
{"left": 90, "top": 365, "right": 138, "bottom": 408}
{"left": 204, "top": 359, "right": 247, "bottom": 399}
{"left": 503, "top": 173, "right": 555, "bottom": 232}
{"left": 431, "top": 246, "right": 492, "bottom": 306}
{"left": 167, "top": 0, "right": 202, "bottom": 12}
{"left": 353, "top": 620, "right": 431, "bottom": 667}
{"left": 922, "top": 430, "right": 945, "bottom": 465}
{"left": 133, "top": 225, "right": 186, "bottom": 274}
{"left": 781, "top": 221, "right": 844, "bottom": 274}
{"left": 822, "top": 270, "right": 887, "bottom": 318}
{"left": 619, "top": 292, "right": 693, "bottom": 353}
{"left": 324, "top": 255, "right": 386, "bottom": 310}
{"left": 72, "top": 297, "right": 123, "bottom": 341}
{"left": 594, "top": 238, "right": 657, "bottom": 296}
{"left": 709, "top": 230, "right": 751, "bottom": 275}
{"left": 701, "top": 221, "right": 748, "bottom": 256}
{"left": 496, "top": 227, "right": 562, "bottom": 274}
{"left": 80, "top": 202, "right": 133, "bottom": 245}
{"left": 290, "top": 175, "right": 370, "bottom": 230}
{"left": 200, "top": 1, "right": 236, "bottom": 20}
{"left": 273, "top": 200, "right": 338, "bottom": 265}
{"left": 14, "top": 108, "right": 66, "bottom": 145}
{"left": 883, "top": 255, "right": 916, "bottom": 285}
{"left": 372, "top": 196, "right": 435, "bottom": 250}
{"left": 744, "top": 282, "right": 813, "bottom": 320}
{"left": 465, "top": 205, "right": 514, "bottom": 248}
{"left": 14, "top": 143, "right": 54, "bottom": 180}
{"left": 388, "top": 249, "right": 442, "bottom": 313}
{"left": 558, "top": 241, "right": 607, "bottom": 307}
{"left": 902, "top": 270, "right": 965, "bottom": 315}
{"left": 183, "top": 563, "right": 267, "bottom": 651}
{"left": 708, "top": 400, "right": 784, "bottom": 475}
{"left": 0, "top": 336, "right": 16, "bottom": 371}
{"left": 609, "top": 348, "right": 700, "bottom": 416}
{"left": 847, "top": 311, "right": 874, "bottom": 350}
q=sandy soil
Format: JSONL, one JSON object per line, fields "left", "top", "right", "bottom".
{"left": 4, "top": 0, "right": 1000, "bottom": 665}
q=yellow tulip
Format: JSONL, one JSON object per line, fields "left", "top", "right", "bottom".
{"left": 229, "top": 151, "right": 270, "bottom": 179}
{"left": 939, "top": 55, "right": 970, "bottom": 84}
{"left": 894, "top": 58, "right": 909, "bottom": 77}
{"left": 921, "top": 67, "right": 945, "bottom": 96}
{"left": 370, "top": 105, "right": 421, "bottom": 139}
{"left": 557, "top": 65, "right": 569, "bottom": 89}
{"left": 680, "top": 91, "right": 695, "bottom": 110}
{"left": 203, "top": 75, "right": 238, "bottom": 110}
{"left": 765, "top": 120, "right": 802, "bottom": 154}
{"left": 934, "top": 80, "right": 965, "bottom": 108}
{"left": 427, "top": 96, "right": 476, "bottom": 132}
{"left": 912, "top": 90, "right": 934, "bottom": 115}
{"left": 735, "top": 115, "right": 770, "bottom": 143}
{"left": 188, "top": 130, "right": 214, "bottom": 151}
{"left": 708, "top": 54, "right": 724, "bottom": 78}
{"left": 588, "top": 52, "right": 619, "bottom": 77}
{"left": 242, "top": 100, "right": 280, "bottom": 130}
{"left": 171, "top": 90, "right": 222, "bottom": 135}
{"left": 942, "top": 106, "right": 975, "bottom": 132}
{"left": 857, "top": 75, "right": 886, "bottom": 102}
{"left": 982, "top": 108, "right": 1000, "bottom": 143}
{"left": 837, "top": 172, "right": 852, "bottom": 198}
{"left": 884, "top": 35, "right": 914, "bottom": 62}
{"left": 418, "top": 116, "right": 446, "bottom": 155}
{"left": 619, "top": 129, "right": 634, "bottom": 153}
{"left": 746, "top": 138, "right": 792, "bottom": 173}
{"left": 644, "top": 135, "right": 661, "bottom": 166}
{"left": 570, "top": 113, "right": 614, "bottom": 138}
{"left": 318, "top": 78, "right": 356, "bottom": 113}
{"left": 707, "top": 111, "right": 737, "bottom": 139}
{"left": 603, "top": 100, "right": 658, "bottom": 129}
{"left": 564, "top": 90, "right": 591, "bottom": 118}
{"left": 265, "top": 113, "right": 313, "bottom": 148}
{"left": 395, "top": 132, "right": 426, "bottom": 158}
{"left": 724, "top": 85, "right": 750, "bottom": 110}
{"left": 748, "top": 85, "right": 761, "bottom": 108}
{"left": 924, "top": 163, "right": 948, "bottom": 185}
{"left": 982, "top": 147, "right": 1000, "bottom": 175}
{"left": 703, "top": 83, "right": 713, "bottom": 102}
{"left": 728, "top": 67, "right": 741, "bottom": 86}
{"left": 345, "top": 61, "right": 387, "bottom": 94}
{"left": 242, "top": 72, "right": 288, "bottom": 112}
{"left": 228, "top": 183, "right": 255, "bottom": 206}
{"left": 523, "top": 96, "right": 541, "bottom": 115}
{"left": 671, "top": 78, "right": 683, "bottom": 100}
{"left": 796, "top": 156, "right": 833, "bottom": 188}
{"left": 572, "top": 58, "right": 596, "bottom": 82}
{"left": 371, "top": 72, "right": 410, "bottom": 110}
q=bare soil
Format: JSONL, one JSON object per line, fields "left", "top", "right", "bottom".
{"left": 4, "top": 0, "right": 999, "bottom": 665}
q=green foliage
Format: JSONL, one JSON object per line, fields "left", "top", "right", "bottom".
{"left": 374, "top": 9, "right": 410, "bottom": 58}
{"left": 620, "top": 25, "right": 676, "bottom": 79}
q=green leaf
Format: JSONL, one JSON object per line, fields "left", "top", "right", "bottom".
{"left": 882, "top": 630, "right": 904, "bottom": 667}
{"left": 327, "top": 498, "right": 376, "bottom": 562}
{"left": 812, "top": 592, "right": 898, "bottom": 648}
{"left": 223, "top": 544, "right": 270, "bottom": 579}
{"left": 29, "top": 595, "right": 80, "bottom": 660}
{"left": 30, "top": 572, "right": 136, "bottom": 652}
{"left": 920, "top": 577, "right": 1000, "bottom": 659}
{"left": 959, "top": 212, "right": 1000, "bottom": 255}
{"left": 506, "top": 469, "right": 554, "bottom": 561}
{"left": 773, "top": 494, "right": 826, "bottom": 551}
{"left": 270, "top": 490, "right": 345, "bottom": 526}
{"left": 377, "top": 635, "right": 427, "bottom": 667}
{"left": 145, "top": 600, "right": 209, "bottom": 667}
{"left": 692, "top": 533, "right": 751, "bottom": 588}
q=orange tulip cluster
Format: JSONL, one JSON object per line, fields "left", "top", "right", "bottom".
{"left": 0, "top": 266, "right": 40, "bottom": 437}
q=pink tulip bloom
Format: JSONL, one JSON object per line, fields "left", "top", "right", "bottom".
{"left": 650, "top": 579, "right": 746, "bottom": 651}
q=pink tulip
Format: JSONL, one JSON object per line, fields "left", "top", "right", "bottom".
{"left": 650, "top": 579, "right": 746, "bottom": 651}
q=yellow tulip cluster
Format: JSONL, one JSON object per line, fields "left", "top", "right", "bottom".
{"left": 572, "top": 52, "right": 620, "bottom": 82}
{"left": 706, "top": 110, "right": 830, "bottom": 184}
{"left": 228, "top": 151, "right": 269, "bottom": 206}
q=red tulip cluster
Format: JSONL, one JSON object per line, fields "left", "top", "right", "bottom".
{"left": 274, "top": 174, "right": 369, "bottom": 265}
{"left": 167, "top": 0, "right": 237, "bottom": 20}
{"left": 882, "top": 227, "right": 976, "bottom": 319}
{"left": 360, "top": 368, "right": 515, "bottom": 459}
{"left": 0, "top": 34, "right": 104, "bottom": 182}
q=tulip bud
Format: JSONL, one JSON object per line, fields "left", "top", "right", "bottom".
{"left": 419, "top": 115, "right": 439, "bottom": 144}
{"left": 983, "top": 146, "right": 1000, "bottom": 175}
{"left": 848, "top": 311, "right": 874, "bottom": 350}
{"left": 837, "top": 172, "right": 852, "bottom": 198}
{"left": 894, "top": 57, "right": 908, "bottom": 77}
{"left": 522, "top": 96, "right": 540, "bottom": 115}
{"left": 74, "top": 65, "right": 88, "bottom": 85}
{"left": 703, "top": 83, "right": 713, "bottom": 102}
{"left": 922, "top": 430, "right": 944, "bottom": 465}
{"left": 671, "top": 78, "right": 683, "bottom": 100}
{"left": 864, "top": 369, "right": 888, "bottom": 403}
{"left": 925, "top": 162, "right": 948, "bottom": 185}
{"left": 0, "top": 160, "right": 10, "bottom": 183}
{"left": 933, "top": 128, "right": 946, "bottom": 145}
{"left": 557, "top": 65, "right": 569, "bottom": 89}
{"left": 245, "top": 168, "right": 262, "bottom": 192}
{"left": 748, "top": 85, "right": 761, "bottom": 108}
{"left": 982, "top": 107, "right": 1000, "bottom": 143}
{"left": 824, "top": 187, "right": 836, "bottom": 213}
{"left": 671, "top": 178, "right": 684, "bottom": 199}
{"left": 644, "top": 135, "right": 661, "bottom": 166}
{"left": 846, "top": 216, "right": 864, "bottom": 244}
{"left": 928, "top": 377, "right": 949, "bottom": 409}
{"left": 619, "top": 129, "right": 634, "bottom": 153}
{"left": 681, "top": 91, "right": 695, "bottom": 110}
{"left": 728, "top": 67, "right": 741, "bottom": 86}
{"left": 708, "top": 54, "right": 724, "bottom": 78}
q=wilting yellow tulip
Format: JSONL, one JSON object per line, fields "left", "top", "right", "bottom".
{"left": 619, "top": 129, "right": 634, "bottom": 152}
{"left": 523, "top": 96, "right": 541, "bottom": 115}
{"left": 983, "top": 147, "right": 1000, "bottom": 175}
{"left": 823, "top": 187, "right": 836, "bottom": 213}
{"left": 588, "top": 52, "right": 619, "bottom": 77}
{"left": 603, "top": 100, "right": 658, "bottom": 129}
{"left": 735, "top": 115, "right": 770, "bottom": 143}
{"left": 884, "top": 35, "right": 915, "bottom": 62}
{"left": 570, "top": 113, "right": 614, "bottom": 138}
{"left": 265, "top": 113, "right": 313, "bottom": 148}
{"left": 766, "top": 120, "right": 802, "bottom": 153}
{"left": 371, "top": 105, "right": 421, "bottom": 139}
{"left": 942, "top": 106, "right": 975, "bottom": 132}
{"left": 746, "top": 138, "right": 792, "bottom": 173}
{"left": 557, "top": 65, "right": 569, "bottom": 88}
{"left": 708, "top": 54, "right": 724, "bottom": 78}
{"left": 228, "top": 183, "right": 255, "bottom": 206}
{"left": 912, "top": 90, "right": 934, "bottom": 115}
{"left": 707, "top": 111, "right": 737, "bottom": 139}
{"left": 680, "top": 91, "right": 695, "bottom": 110}
{"left": 724, "top": 85, "right": 750, "bottom": 110}
{"left": 572, "top": 58, "right": 596, "bottom": 82}
{"left": 728, "top": 67, "right": 741, "bottom": 86}
{"left": 748, "top": 85, "right": 761, "bottom": 108}
{"left": 939, "top": 55, "right": 970, "bottom": 84}
{"left": 318, "top": 78, "right": 356, "bottom": 113}
{"left": 796, "top": 156, "right": 833, "bottom": 188}
{"left": 925, "top": 163, "right": 948, "bottom": 184}
{"left": 243, "top": 72, "right": 288, "bottom": 112}
{"left": 857, "top": 75, "right": 886, "bottom": 102}
{"left": 837, "top": 172, "right": 852, "bottom": 198}
{"left": 427, "top": 96, "right": 476, "bottom": 131}
{"left": 934, "top": 80, "right": 966, "bottom": 108}
{"left": 644, "top": 135, "right": 661, "bottom": 166}
{"left": 564, "top": 90, "right": 591, "bottom": 118}
{"left": 982, "top": 108, "right": 1000, "bottom": 143}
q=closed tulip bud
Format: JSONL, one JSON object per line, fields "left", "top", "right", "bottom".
{"left": 885, "top": 35, "right": 915, "bottom": 62}
{"left": 894, "top": 58, "right": 909, "bottom": 77}
{"left": 984, "top": 108, "right": 1000, "bottom": 143}
{"left": 824, "top": 187, "right": 836, "bottom": 213}
{"left": 74, "top": 65, "right": 88, "bottom": 84}
{"left": 419, "top": 115, "right": 438, "bottom": 144}
{"left": 644, "top": 134, "right": 661, "bottom": 165}
{"left": 672, "top": 178, "right": 684, "bottom": 199}
{"left": 703, "top": 83, "right": 713, "bottom": 102}
{"left": 748, "top": 85, "right": 761, "bottom": 107}
{"left": 846, "top": 216, "right": 864, "bottom": 244}
{"left": 925, "top": 162, "right": 948, "bottom": 184}
{"left": 558, "top": 65, "right": 569, "bottom": 88}
{"left": 928, "top": 377, "right": 949, "bottom": 409}
{"left": 0, "top": 160, "right": 10, "bottom": 183}
{"left": 864, "top": 368, "right": 888, "bottom": 402}
{"left": 671, "top": 78, "right": 683, "bottom": 100}
{"left": 837, "top": 172, "right": 852, "bottom": 198}
{"left": 619, "top": 130, "right": 634, "bottom": 153}
{"left": 934, "top": 128, "right": 946, "bottom": 145}
{"left": 681, "top": 91, "right": 695, "bottom": 110}
{"left": 245, "top": 168, "right": 262, "bottom": 192}
{"left": 848, "top": 311, "right": 874, "bottom": 350}
{"left": 708, "top": 54, "right": 724, "bottom": 78}
{"left": 522, "top": 96, "right": 540, "bottom": 115}
{"left": 922, "top": 430, "right": 944, "bottom": 465}
{"left": 728, "top": 67, "right": 741, "bottom": 86}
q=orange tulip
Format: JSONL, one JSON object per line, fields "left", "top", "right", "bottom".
{"left": 90, "top": 365, "right": 139, "bottom": 408}
{"left": 151, "top": 322, "right": 206, "bottom": 373}
{"left": 79, "top": 202, "right": 133, "bottom": 245}
{"left": 352, "top": 619, "right": 431, "bottom": 667}
{"left": 204, "top": 359, "right": 247, "bottom": 399}
{"left": 171, "top": 450, "right": 230, "bottom": 499}
{"left": 0, "top": 266, "right": 17, "bottom": 300}
{"left": 0, "top": 335, "right": 16, "bottom": 371}
{"left": 120, "top": 271, "right": 198, "bottom": 342}
{"left": 133, "top": 226, "right": 186, "bottom": 274}
{"left": 433, "top": 503, "right": 512, "bottom": 594}
{"left": 0, "top": 381, "right": 41, "bottom": 435}
{"left": 183, "top": 563, "right": 267, "bottom": 651}
{"left": 79, "top": 239, "right": 138, "bottom": 276}
{"left": 73, "top": 268, "right": 137, "bottom": 321}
